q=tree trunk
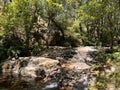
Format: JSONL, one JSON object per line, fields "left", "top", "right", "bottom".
{"left": 51, "top": 18, "right": 65, "bottom": 40}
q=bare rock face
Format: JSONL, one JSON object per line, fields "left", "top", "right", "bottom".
{"left": 1, "top": 57, "right": 59, "bottom": 77}
{"left": 62, "top": 61, "right": 90, "bottom": 71}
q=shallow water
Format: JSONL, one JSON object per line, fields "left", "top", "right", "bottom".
{"left": 0, "top": 73, "right": 58, "bottom": 90}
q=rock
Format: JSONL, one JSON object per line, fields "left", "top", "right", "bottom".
{"left": 62, "top": 62, "right": 90, "bottom": 71}
{"left": 20, "top": 67, "right": 46, "bottom": 78}
{"left": 43, "top": 82, "right": 58, "bottom": 89}
{"left": 0, "top": 46, "right": 102, "bottom": 90}
{"left": 2, "top": 63, "right": 9, "bottom": 72}
{"left": 1, "top": 57, "right": 59, "bottom": 78}
{"left": 107, "top": 84, "right": 116, "bottom": 90}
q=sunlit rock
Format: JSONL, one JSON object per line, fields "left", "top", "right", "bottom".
{"left": 62, "top": 62, "right": 90, "bottom": 71}
{"left": 1, "top": 57, "right": 59, "bottom": 78}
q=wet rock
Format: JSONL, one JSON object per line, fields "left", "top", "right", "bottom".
{"left": 2, "top": 63, "right": 10, "bottom": 72}
{"left": 1, "top": 57, "right": 59, "bottom": 78}
{"left": 0, "top": 46, "right": 106, "bottom": 90}
{"left": 43, "top": 82, "right": 58, "bottom": 90}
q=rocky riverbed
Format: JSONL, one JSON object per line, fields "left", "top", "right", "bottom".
{"left": 0, "top": 46, "right": 115, "bottom": 90}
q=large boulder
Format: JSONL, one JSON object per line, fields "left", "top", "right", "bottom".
{"left": 1, "top": 57, "right": 59, "bottom": 77}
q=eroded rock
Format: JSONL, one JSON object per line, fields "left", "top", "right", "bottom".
{"left": 1, "top": 57, "right": 59, "bottom": 78}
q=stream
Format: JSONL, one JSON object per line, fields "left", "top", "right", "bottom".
{"left": 0, "top": 70, "right": 92, "bottom": 90}
{"left": 0, "top": 46, "right": 98, "bottom": 90}
{"left": 0, "top": 73, "right": 59, "bottom": 90}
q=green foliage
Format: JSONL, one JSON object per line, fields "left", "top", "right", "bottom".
{"left": 75, "top": 0, "right": 119, "bottom": 48}
{"left": 63, "top": 35, "right": 81, "bottom": 47}
{"left": 90, "top": 47, "right": 120, "bottom": 90}
{"left": 0, "top": 46, "right": 7, "bottom": 61}
{"left": 0, "top": 0, "right": 42, "bottom": 56}
{"left": 0, "top": 0, "right": 119, "bottom": 90}
{"left": 112, "top": 52, "right": 120, "bottom": 59}
{"left": 107, "top": 49, "right": 120, "bottom": 89}
{"left": 0, "top": 0, "right": 119, "bottom": 59}
{"left": 95, "top": 76, "right": 108, "bottom": 90}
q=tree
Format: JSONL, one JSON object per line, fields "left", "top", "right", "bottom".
{"left": 1, "top": 0, "right": 43, "bottom": 56}
{"left": 75, "top": 0, "right": 120, "bottom": 48}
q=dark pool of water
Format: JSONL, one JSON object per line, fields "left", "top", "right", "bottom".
{"left": 0, "top": 73, "right": 59, "bottom": 90}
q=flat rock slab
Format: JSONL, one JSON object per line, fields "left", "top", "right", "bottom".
{"left": 27, "top": 57, "right": 59, "bottom": 68}
{"left": 76, "top": 46, "right": 97, "bottom": 52}
{"left": 62, "top": 61, "right": 90, "bottom": 71}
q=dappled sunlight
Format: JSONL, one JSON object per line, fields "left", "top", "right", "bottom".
{"left": 0, "top": 0, "right": 119, "bottom": 89}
